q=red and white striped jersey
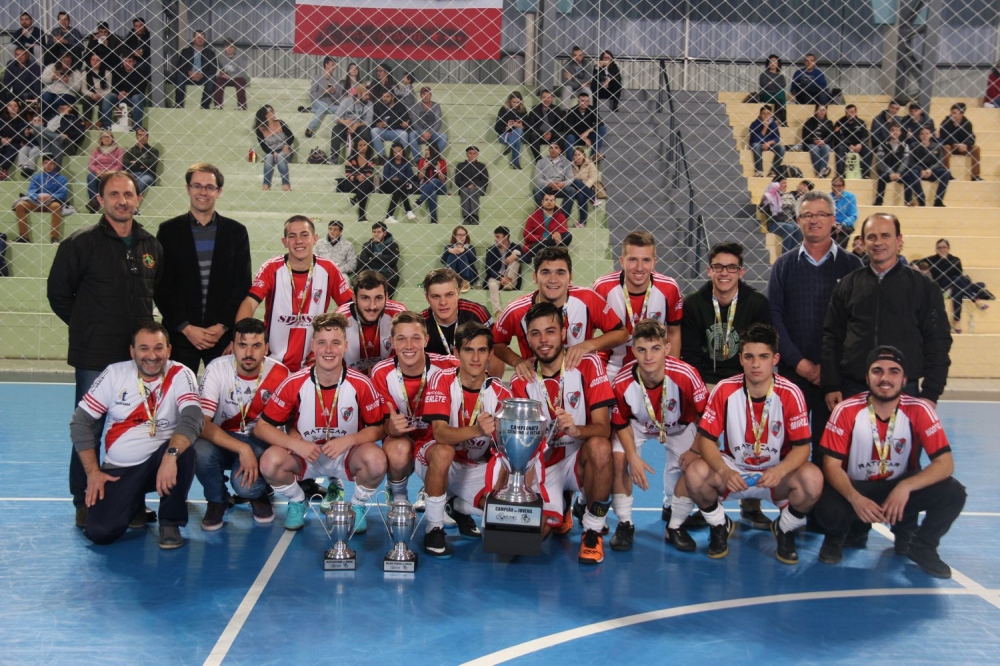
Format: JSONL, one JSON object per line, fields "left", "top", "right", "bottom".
{"left": 247, "top": 254, "right": 353, "bottom": 372}
{"left": 79, "top": 360, "right": 200, "bottom": 467}
{"left": 199, "top": 355, "right": 290, "bottom": 435}
{"left": 422, "top": 368, "right": 512, "bottom": 464}
{"left": 336, "top": 299, "right": 407, "bottom": 376}
{"left": 370, "top": 353, "right": 459, "bottom": 445}
{"left": 821, "top": 393, "right": 951, "bottom": 482}
{"left": 611, "top": 357, "right": 707, "bottom": 442}
{"left": 698, "top": 374, "right": 811, "bottom": 470}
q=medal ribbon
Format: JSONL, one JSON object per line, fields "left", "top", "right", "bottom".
{"left": 637, "top": 370, "right": 669, "bottom": 443}
{"left": 396, "top": 361, "right": 427, "bottom": 417}
{"left": 622, "top": 278, "right": 652, "bottom": 332}
{"left": 711, "top": 291, "right": 738, "bottom": 359}
{"left": 535, "top": 354, "right": 567, "bottom": 419}
{"left": 313, "top": 366, "right": 343, "bottom": 443}
{"left": 455, "top": 371, "right": 483, "bottom": 429}
{"left": 746, "top": 380, "right": 774, "bottom": 457}
{"left": 867, "top": 397, "right": 899, "bottom": 476}
{"left": 136, "top": 372, "right": 164, "bottom": 437}
{"left": 432, "top": 316, "right": 452, "bottom": 355}
{"left": 287, "top": 258, "right": 315, "bottom": 322}
{"left": 233, "top": 359, "right": 265, "bottom": 433}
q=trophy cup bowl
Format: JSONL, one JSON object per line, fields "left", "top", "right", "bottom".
{"left": 380, "top": 498, "right": 419, "bottom": 573}
{"left": 323, "top": 500, "right": 357, "bottom": 570}
{"left": 493, "top": 398, "right": 546, "bottom": 503}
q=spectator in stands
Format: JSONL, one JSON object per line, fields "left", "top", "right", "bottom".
{"left": 370, "top": 88, "right": 412, "bottom": 158}
{"left": 485, "top": 226, "right": 522, "bottom": 314}
{"left": 358, "top": 221, "right": 401, "bottom": 298}
{"left": 40, "top": 54, "right": 81, "bottom": 119}
{"left": 561, "top": 46, "right": 591, "bottom": 106}
{"left": 395, "top": 72, "right": 416, "bottom": 108}
{"left": 409, "top": 86, "right": 447, "bottom": 157}
{"left": 564, "top": 91, "right": 606, "bottom": 162}
{"left": 870, "top": 99, "right": 905, "bottom": 151}
{"left": 873, "top": 123, "right": 908, "bottom": 206}
{"left": 441, "top": 225, "right": 479, "bottom": 287}
{"left": 340, "top": 137, "right": 377, "bottom": 221}
{"left": 525, "top": 89, "right": 564, "bottom": 161}
{"left": 84, "top": 21, "right": 121, "bottom": 70}
{"left": 330, "top": 83, "right": 372, "bottom": 165}
{"left": 39, "top": 101, "right": 84, "bottom": 165}
{"left": 101, "top": 54, "right": 148, "bottom": 130}
{"left": 14, "top": 12, "right": 43, "bottom": 54}
{"left": 454, "top": 145, "right": 489, "bottom": 226}
{"left": 986, "top": 64, "right": 1000, "bottom": 107}
{"left": 121, "top": 17, "right": 151, "bottom": 70}
{"left": 85, "top": 131, "right": 124, "bottom": 212}
{"left": 923, "top": 238, "right": 994, "bottom": 334}
{"left": 3, "top": 47, "right": 41, "bottom": 107}
{"left": 254, "top": 104, "right": 294, "bottom": 192}
{"left": 759, "top": 176, "right": 801, "bottom": 253}
{"left": 758, "top": 54, "right": 787, "bottom": 125}
{"left": 342, "top": 62, "right": 362, "bottom": 93}
{"left": 79, "top": 53, "right": 112, "bottom": 127}
{"left": 570, "top": 146, "right": 599, "bottom": 228}
{"left": 495, "top": 92, "right": 527, "bottom": 169}
{"left": 14, "top": 154, "right": 68, "bottom": 243}
{"left": 172, "top": 30, "right": 218, "bottom": 110}
{"left": 790, "top": 53, "right": 830, "bottom": 105}
{"left": 851, "top": 235, "right": 866, "bottom": 261}
{"left": 834, "top": 104, "right": 871, "bottom": 179}
{"left": 304, "top": 57, "right": 343, "bottom": 138}
{"left": 0, "top": 100, "right": 27, "bottom": 181}
{"left": 593, "top": 50, "right": 623, "bottom": 113}
{"left": 533, "top": 141, "right": 577, "bottom": 218}
{"left": 522, "top": 192, "right": 571, "bottom": 261}
{"left": 213, "top": 39, "right": 250, "bottom": 111}
{"left": 830, "top": 176, "right": 857, "bottom": 248}
{"left": 368, "top": 63, "right": 395, "bottom": 99}
{"left": 415, "top": 143, "right": 448, "bottom": 225}
{"left": 902, "top": 102, "right": 935, "bottom": 147}
{"left": 314, "top": 220, "right": 357, "bottom": 275}
{"left": 749, "top": 105, "right": 785, "bottom": 177}
{"left": 940, "top": 103, "right": 982, "bottom": 182}
{"left": 123, "top": 127, "right": 159, "bottom": 194}
{"left": 381, "top": 142, "right": 416, "bottom": 223}
{"left": 45, "top": 12, "right": 82, "bottom": 65}
{"left": 802, "top": 104, "right": 835, "bottom": 177}
{"left": 18, "top": 110, "right": 41, "bottom": 176}
{"left": 903, "top": 127, "right": 951, "bottom": 207}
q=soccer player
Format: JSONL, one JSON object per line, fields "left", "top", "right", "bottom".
{"left": 494, "top": 246, "right": 626, "bottom": 381}
{"left": 420, "top": 322, "right": 511, "bottom": 558}
{"left": 593, "top": 231, "right": 683, "bottom": 379}
{"left": 336, "top": 269, "right": 406, "bottom": 376}
{"left": 609, "top": 319, "right": 707, "bottom": 551}
{"left": 370, "top": 311, "right": 458, "bottom": 506}
{"left": 70, "top": 322, "right": 203, "bottom": 548}
{"left": 194, "top": 318, "right": 290, "bottom": 530}
{"left": 236, "top": 216, "right": 353, "bottom": 372}
{"left": 815, "top": 346, "right": 966, "bottom": 578}
{"left": 667, "top": 324, "right": 823, "bottom": 564}
{"left": 509, "top": 303, "right": 615, "bottom": 564}
{"left": 256, "top": 313, "right": 388, "bottom": 532}
{"left": 421, "top": 267, "right": 502, "bottom": 378}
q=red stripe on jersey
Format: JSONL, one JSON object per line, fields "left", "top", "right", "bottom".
{"left": 104, "top": 366, "right": 183, "bottom": 451}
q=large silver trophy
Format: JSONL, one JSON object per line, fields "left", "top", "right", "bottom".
{"left": 483, "top": 398, "right": 546, "bottom": 556}
{"left": 378, "top": 497, "right": 420, "bottom": 573}
{"left": 319, "top": 500, "right": 358, "bottom": 570}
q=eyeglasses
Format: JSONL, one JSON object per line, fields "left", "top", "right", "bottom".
{"left": 188, "top": 183, "right": 219, "bottom": 192}
{"left": 936, "top": 245, "right": 949, "bottom": 250}
{"left": 798, "top": 212, "right": 834, "bottom": 221}
{"left": 710, "top": 263, "right": 742, "bottom": 274}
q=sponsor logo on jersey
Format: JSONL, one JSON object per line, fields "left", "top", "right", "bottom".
{"left": 277, "top": 314, "right": 314, "bottom": 326}
{"left": 925, "top": 422, "right": 941, "bottom": 437}
{"left": 270, "top": 395, "right": 286, "bottom": 408}
{"left": 567, "top": 391, "right": 581, "bottom": 409}
{"left": 588, "top": 376, "right": 604, "bottom": 389}
{"left": 425, "top": 394, "right": 447, "bottom": 404}
{"left": 825, "top": 422, "right": 844, "bottom": 437}
{"left": 789, "top": 415, "right": 808, "bottom": 431}
{"left": 341, "top": 406, "right": 354, "bottom": 421}
{"left": 364, "top": 400, "right": 381, "bottom": 412}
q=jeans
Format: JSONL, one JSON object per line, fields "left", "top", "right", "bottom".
{"left": 263, "top": 151, "right": 290, "bottom": 187}
{"left": 71, "top": 367, "right": 107, "bottom": 507}
{"left": 766, "top": 217, "right": 802, "bottom": 253}
{"left": 194, "top": 433, "right": 269, "bottom": 504}
{"left": 418, "top": 178, "right": 447, "bottom": 224}
{"left": 807, "top": 143, "right": 831, "bottom": 175}
{"left": 370, "top": 128, "right": 411, "bottom": 156}
{"left": 443, "top": 249, "right": 478, "bottom": 284}
{"left": 750, "top": 142, "right": 785, "bottom": 174}
{"left": 498, "top": 127, "right": 524, "bottom": 167}
{"left": 39, "top": 128, "right": 67, "bottom": 165}
{"left": 533, "top": 183, "right": 578, "bottom": 218}
{"left": 564, "top": 125, "right": 607, "bottom": 155}
{"left": 902, "top": 167, "right": 951, "bottom": 205}
{"left": 173, "top": 71, "right": 216, "bottom": 109}
{"left": 307, "top": 100, "right": 338, "bottom": 133}
{"left": 410, "top": 130, "right": 447, "bottom": 159}
{"left": 41, "top": 91, "right": 77, "bottom": 119}
{"left": 572, "top": 180, "right": 595, "bottom": 225}
{"left": 86, "top": 172, "right": 101, "bottom": 200}
{"left": 100, "top": 93, "right": 146, "bottom": 129}
{"left": 131, "top": 171, "right": 156, "bottom": 194}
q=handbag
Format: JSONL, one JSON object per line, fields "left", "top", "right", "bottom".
{"left": 594, "top": 180, "right": 607, "bottom": 199}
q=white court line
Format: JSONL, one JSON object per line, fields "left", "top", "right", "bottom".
{"left": 460, "top": 587, "right": 978, "bottom": 666}
{"left": 203, "top": 529, "right": 297, "bottom": 666}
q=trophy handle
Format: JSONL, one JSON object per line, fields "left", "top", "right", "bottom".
{"left": 348, "top": 503, "right": 368, "bottom": 540}
{"left": 409, "top": 510, "right": 426, "bottom": 541}
{"left": 307, "top": 499, "right": 336, "bottom": 541}
{"left": 376, "top": 490, "right": 392, "bottom": 535}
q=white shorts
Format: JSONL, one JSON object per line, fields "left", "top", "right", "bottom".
{"left": 413, "top": 440, "right": 503, "bottom": 508}
{"left": 718, "top": 454, "right": 788, "bottom": 507}
{"left": 299, "top": 445, "right": 359, "bottom": 483}
{"left": 612, "top": 422, "right": 697, "bottom": 475}
{"left": 537, "top": 447, "right": 582, "bottom": 522}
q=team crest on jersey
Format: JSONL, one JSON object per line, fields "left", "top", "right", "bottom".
{"left": 313, "top": 288, "right": 322, "bottom": 304}
{"left": 341, "top": 406, "right": 354, "bottom": 421}
{"left": 894, "top": 438, "right": 906, "bottom": 453}
{"left": 667, "top": 398, "right": 677, "bottom": 412}
{"left": 567, "top": 391, "right": 581, "bottom": 409}
{"left": 571, "top": 322, "right": 583, "bottom": 338}
{"left": 383, "top": 338, "right": 392, "bottom": 351}
{"left": 771, "top": 421, "right": 781, "bottom": 436}
{"left": 260, "top": 389, "right": 272, "bottom": 404}
{"left": 650, "top": 311, "right": 662, "bottom": 320}
{"left": 142, "top": 253, "right": 155, "bottom": 268}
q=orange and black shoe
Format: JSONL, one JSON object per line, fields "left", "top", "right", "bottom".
{"left": 578, "top": 529, "right": 605, "bottom": 564}
{"left": 551, "top": 507, "right": 574, "bottom": 536}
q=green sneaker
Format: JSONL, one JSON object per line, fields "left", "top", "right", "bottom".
{"left": 351, "top": 502, "right": 368, "bottom": 535}
{"left": 284, "top": 500, "right": 306, "bottom": 531}
{"left": 319, "top": 478, "right": 346, "bottom": 512}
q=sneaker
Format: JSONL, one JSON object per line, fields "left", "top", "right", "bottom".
{"left": 158, "top": 525, "right": 184, "bottom": 549}
{"left": 319, "top": 478, "right": 346, "bottom": 512}
{"left": 250, "top": 496, "right": 275, "bottom": 524}
{"left": 818, "top": 534, "right": 844, "bottom": 565}
{"left": 445, "top": 498, "right": 481, "bottom": 539}
{"left": 201, "top": 501, "right": 228, "bottom": 531}
{"left": 906, "top": 543, "right": 952, "bottom": 579}
{"left": 972, "top": 175, "right": 983, "bottom": 182}
{"left": 75, "top": 505, "right": 87, "bottom": 528}
{"left": 892, "top": 529, "right": 915, "bottom": 556}
{"left": 304, "top": 128, "right": 314, "bottom": 138}
{"left": 550, "top": 506, "right": 574, "bottom": 536}
{"left": 351, "top": 502, "right": 367, "bottom": 534}
{"left": 129, "top": 503, "right": 150, "bottom": 529}
{"left": 609, "top": 521, "right": 634, "bottom": 552}
{"left": 422, "top": 526, "right": 453, "bottom": 558}
{"left": 384, "top": 216, "right": 398, "bottom": 224}
{"left": 740, "top": 499, "right": 772, "bottom": 530}
{"left": 572, "top": 496, "right": 587, "bottom": 526}
{"left": 844, "top": 522, "right": 871, "bottom": 548}
{"left": 578, "top": 529, "right": 605, "bottom": 564}
{"left": 771, "top": 520, "right": 799, "bottom": 564}
{"left": 299, "top": 478, "right": 328, "bottom": 500}
{"left": 413, "top": 487, "right": 427, "bottom": 512}
{"left": 661, "top": 504, "right": 672, "bottom": 522}
{"left": 665, "top": 526, "right": 696, "bottom": 552}
{"left": 405, "top": 211, "right": 417, "bottom": 221}
{"left": 284, "top": 500, "right": 306, "bottom": 531}
{"left": 707, "top": 516, "right": 734, "bottom": 559}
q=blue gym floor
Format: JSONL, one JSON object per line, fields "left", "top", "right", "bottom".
{"left": 2, "top": 382, "right": 998, "bottom": 665}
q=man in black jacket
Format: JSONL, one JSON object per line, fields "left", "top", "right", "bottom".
{"left": 454, "top": 146, "right": 489, "bottom": 225}
{"left": 46, "top": 171, "right": 162, "bottom": 526}
{"left": 834, "top": 104, "right": 871, "bottom": 178}
{"left": 369, "top": 88, "right": 412, "bottom": 158}
{"left": 939, "top": 103, "right": 982, "bottom": 182}
{"left": 358, "top": 221, "right": 401, "bottom": 298}
{"left": 525, "top": 89, "right": 564, "bottom": 161}
{"left": 821, "top": 213, "right": 952, "bottom": 410}
{"left": 172, "top": 30, "right": 217, "bottom": 109}
{"left": 155, "top": 163, "right": 251, "bottom": 373}
{"left": 873, "top": 123, "right": 909, "bottom": 206}
{"left": 99, "top": 53, "right": 149, "bottom": 130}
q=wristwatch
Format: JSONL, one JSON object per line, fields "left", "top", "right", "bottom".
{"left": 166, "top": 446, "right": 180, "bottom": 457}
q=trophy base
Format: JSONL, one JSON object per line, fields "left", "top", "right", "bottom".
{"left": 482, "top": 494, "right": 544, "bottom": 556}
{"left": 383, "top": 552, "right": 418, "bottom": 573}
{"left": 324, "top": 546, "right": 357, "bottom": 571}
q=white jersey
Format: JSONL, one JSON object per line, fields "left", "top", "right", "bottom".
{"left": 336, "top": 299, "right": 407, "bottom": 376}
{"left": 423, "top": 368, "right": 512, "bottom": 464}
{"left": 80, "top": 360, "right": 200, "bottom": 467}
{"left": 198, "top": 355, "right": 290, "bottom": 435}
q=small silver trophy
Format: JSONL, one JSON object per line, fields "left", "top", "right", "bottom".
{"left": 378, "top": 497, "right": 421, "bottom": 573}
{"left": 320, "top": 500, "right": 358, "bottom": 570}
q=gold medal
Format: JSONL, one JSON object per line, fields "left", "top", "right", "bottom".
{"left": 137, "top": 372, "right": 163, "bottom": 438}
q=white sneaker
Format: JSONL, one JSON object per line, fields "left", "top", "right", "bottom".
{"left": 593, "top": 199, "right": 603, "bottom": 207}
{"left": 405, "top": 211, "right": 417, "bottom": 221}
{"left": 385, "top": 216, "right": 398, "bottom": 224}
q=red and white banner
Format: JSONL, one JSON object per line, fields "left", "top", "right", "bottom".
{"left": 294, "top": 0, "right": 503, "bottom": 61}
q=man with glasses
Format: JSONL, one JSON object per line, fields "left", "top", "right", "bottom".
{"left": 155, "top": 163, "right": 252, "bottom": 374}
{"left": 48, "top": 171, "right": 163, "bottom": 528}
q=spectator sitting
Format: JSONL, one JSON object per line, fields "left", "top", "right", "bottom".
{"left": 758, "top": 54, "right": 787, "bottom": 125}
{"left": 939, "top": 103, "right": 982, "bottom": 182}
{"left": 415, "top": 143, "right": 448, "bottom": 225}
{"left": 870, "top": 99, "right": 905, "bottom": 151}
{"left": 485, "top": 225, "right": 523, "bottom": 315}
{"left": 357, "top": 221, "right": 401, "bottom": 298}
{"left": 370, "top": 88, "right": 412, "bottom": 158}
{"left": 522, "top": 192, "right": 572, "bottom": 261}
{"left": 748, "top": 105, "right": 785, "bottom": 177}
{"left": 901, "top": 102, "right": 935, "bottom": 147}
{"left": 790, "top": 53, "right": 830, "bottom": 105}
{"left": 85, "top": 130, "right": 124, "bottom": 212}
{"left": 830, "top": 176, "right": 857, "bottom": 247}
{"left": 986, "top": 63, "right": 1000, "bottom": 108}
{"left": 84, "top": 21, "right": 120, "bottom": 70}
{"left": 409, "top": 86, "right": 447, "bottom": 157}
{"left": 495, "top": 92, "right": 527, "bottom": 169}
{"left": 213, "top": 39, "right": 250, "bottom": 110}
{"left": 525, "top": 89, "right": 564, "bottom": 161}
{"left": 367, "top": 63, "right": 395, "bottom": 99}
{"left": 254, "top": 104, "right": 294, "bottom": 191}
{"left": 13, "top": 12, "right": 43, "bottom": 54}
{"left": 923, "top": 238, "right": 994, "bottom": 333}
{"left": 40, "top": 54, "right": 81, "bottom": 119}
{"left": 834, "top": 104, "right": 871, "bottom": 179}
{"left": 4, "top": 47, "right": 42, "bottom": 107}
{"left": 79, "top": 53, "right": 112, "bottom": 127}
{"left": 851, "top": 235, "right": 866, "bottom": 261}
{"left": 15, "top": 153, "right": 68, "bottom": 243}
{"left": 873, "top": 123, "right": 908, "bottom": 206}
{"left": 802, "top": 104, "right": 835, "bottom": 177}
{"left": 100, "top": 54, "right": 148, "bottom": 130}
{"left": 533, "top": 141, "right": 577, "bottom": 218}
{"left": 381, "top": 142, "right": 416, "bottom": 223}
{"left": 45, "top": 11, "right": 82, "bottom": 65}
{"left": 0, "top": 100, "right": 28, "bottom": 181}
{"left": 441, "top": 225, "right": 479, "bottom": 288}
{"left": 39, "top": 102, "right": 84, "bottom": 165}
{"left": 561, "top": 46, "right": 592, "bottom": 106}
{"left": 172, "top": 29, "right": 217, "bottom": 109}
{"left": 570, "top": 146, "right": 599, "bottom": 228}
{"left": 18, "top": 110, "right": 42, "bottom": 176}
{"left": 339, "top": 137, "right": 377, "bottom": 222}
{"left": 564, "top": 91, "right": 606, "bottom": 162}
{"left": 592, "top": 50, "right": 623, "bottom": 112}
{"left": 304, "top": 57, "right": 343, "bottom": 138}
{"left": 330, "top": 84, "right": 372, "bottom": 165}
{"left": 123, "top": 127, "right": 159, "bottom": 194}
{"left": 314, "top": 220, "right": 358, "bottom": 276}
{"left": 394, "top": 72, "right": 416, "bottom": 109}
{"left": 341, "top": 62, "right": 362, "bottom": 95}
{"left": 903, "top": 127, "right": 951, "bottom": 207}
{"left": 454, "top": 145, "right": 489, "bottom": 226}
{"left": 121, "top": 17, "right": 151, "bottom": 69}
{"left": 759, "top": 176, "right": 800, "bottom": 253}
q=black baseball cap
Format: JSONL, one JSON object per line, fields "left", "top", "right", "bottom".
{"left": 866, "top": 345, "right": 907, "bottom": 375}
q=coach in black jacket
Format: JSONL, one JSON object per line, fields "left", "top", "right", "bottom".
{"left": 154, "top": 163, "right": 251, "bottom": 373}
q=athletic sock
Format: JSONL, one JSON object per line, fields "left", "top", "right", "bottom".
{"left": 701, "top": 500, "right": 727, "bottom": 527}
{"left": 612, "top": 493, "right": 633, "bottom": 524}
{"left": 779, "top": 505, "right": 807, "bottom": 533}
{"left": 663, "top": 468, "right": 681, "bottom": 507}
{"left": 273, "top": 481, "right": 305, "bottom": 503}
{"left": 582, "top": 509, "right": 605, "bottom": 534}
{"left": 387, "top": 476, "right": 409, "bottom": 499}
{"left": 668, "top": 495, "right": 696, "bottom": 529}
{"left": 425, "top": 493, "right": 447, "bottom": 530}
{"left": 351, "top": 483, "right": 376, "bottom": 504}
